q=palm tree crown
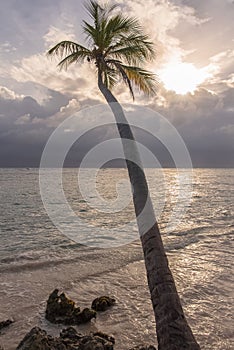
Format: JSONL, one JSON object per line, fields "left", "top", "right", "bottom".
{"left": 47, "top": 0, "right": 156, "bottom": 99}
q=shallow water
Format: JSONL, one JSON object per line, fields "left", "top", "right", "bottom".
{"left": 0, "top": 168, "right": 233, "bottom": 349}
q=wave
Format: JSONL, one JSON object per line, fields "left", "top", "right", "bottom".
{"left": 0, "top": 231, "right": 204, "bottom": 275}
{"left": 0, "top": 240, "right": 141, "bottom": 273}
{"left": 0, "top": 256, "right": 85, "bottom": 273}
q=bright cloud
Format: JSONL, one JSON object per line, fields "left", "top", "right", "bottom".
{"left": 44, "top": 25, "right": 76, "bottom": 48}
{"left": 158, "top": 61, "right": 214, "bottom": 95}
{"left": 117, "top": 0, "right": 208, "bottom": 65}
{"left": 10, "top": 49, "right": 98, "bottom": 99}
{"left": 0, "top": 86, "right": 23, "bottom": 100}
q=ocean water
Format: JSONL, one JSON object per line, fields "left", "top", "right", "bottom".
{"left": 0, "top": 168, "right": 233, "bottom": 349}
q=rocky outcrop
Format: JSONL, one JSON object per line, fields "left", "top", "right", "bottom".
{"left": 16, "top": 327, "right": 67, "bottom": 350}
{"left": 91, "top": 296, "right": 116, "bottom": 312}
{"left": 16, "top": 326, "right": 115, "bottom": 350}
{"left": 0, "top": 319, "right": 14, "bottom": 333}
{"left": 46, "top": 289, "right": 96, "bottom": 325}
{"left": 128, "top": 346, "right": 156, "bottom": 350}
{"left": 92, "top": 332, "right": 115, "bottom": 345}
{"left": 15, "top": 291, "right": 156, "bottom": 350}
{"left": 15, "top": 325, "right": 156, "bottom": 350}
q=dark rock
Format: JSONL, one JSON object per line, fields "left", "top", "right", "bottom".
{"left": 91, "top": 296, "right": 116, "bottom": 312}
{"left": 46, "top": 289, "right": 77, "bottom": 323}
{"left": 79, "top": 334, "right": 114, "bottom": 350}
{"left": 81, "top": 338, "right": 105, "bottom": 350}
{"left": 128, "top": 346, "right": 157, "bottom": 350}
{"left": 93, "top": 332, "right": 115, "bottom": 345}
{"left": 16, "top": 327, "right": 67, "bottom": 350}
{"left": 46, "top": 289, "right": 96, "bottom": 325}
{"left": 16, "top": 325, "right": 156, "bottom": 350}
{"left": 91, "top": 341, "right": 107, "bottom": 350}
{"left": 75, "top": 308, "right": 96, "bottom": 324}
{"left": 0, "top": 319, "right": 14, "bottom": 332}
{"left": 16, "top": 327, "right": 115, "bottom": 350}
{"left": 60, "top": 326, "right": 83, "bottom": 341}
{"left": 59, "top": 327, "right": 82, "bottom": 348}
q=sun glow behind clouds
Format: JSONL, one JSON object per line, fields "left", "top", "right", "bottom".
{"left": 158, "top": 62, "right": 212, "bottom": 95}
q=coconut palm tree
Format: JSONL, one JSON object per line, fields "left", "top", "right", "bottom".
{"left": 48, "top": 1, "right": 200, "bottom": 349}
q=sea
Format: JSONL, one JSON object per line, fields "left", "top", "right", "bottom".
{"left": 0, "top": 168, "right": 233, "bottom": 349}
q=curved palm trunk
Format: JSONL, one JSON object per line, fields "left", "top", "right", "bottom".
{"left": 98, "top": 70, "right": 200, "bottom": 350}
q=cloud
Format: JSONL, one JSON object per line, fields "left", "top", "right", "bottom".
{"left": 0, "top": 86, "right": 23, "bottom": 100}
{"left": 0, "top": 79, "right": 101, "bottom": 166}
{"left": 10, "top": 50, "right": 97, "bottom": 97}
{"left": 147, "top": 85, "right": 234, "bottom": 167}
{"left": 0, "top": 41, "right": 16, "bottom": 54}
{"left": 8, "top": 22, "right": 102, "bottom": 101}
{"left": 15, "top": 113, "right": 31, "bottom": 125}
{"left": 43, "top": 25, "right": 76, "bottom": 48}
{"left": 117, "top": 0, "right": 208, "bottom": 66}
{"left": 220, "top": 124, "right": 234, "bottom": 136}
{"left": 0, "top": 83, "right": 70, "bottom": 128}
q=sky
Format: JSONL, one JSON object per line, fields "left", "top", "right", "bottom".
{"left": 0, "top": 0, "right": 233, "bottom": 167}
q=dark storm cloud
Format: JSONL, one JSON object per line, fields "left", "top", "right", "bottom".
{"left": 0, "top": 86, "right": 70, "bottom": 166}
{"left": 150, "top": 86, "right": 234, "bottom": 167}
{"left": 0, "top": 83, "right": 233, "bottom": 167}
{"left": 0, "top": 82, "right": 103, "bottom": 167}
{"left": 0, "top": 87, "right": 69, "bottom": 122}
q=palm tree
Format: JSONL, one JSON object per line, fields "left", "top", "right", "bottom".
{"left": 48, "top": 1, "right": 200, "bottom": 349}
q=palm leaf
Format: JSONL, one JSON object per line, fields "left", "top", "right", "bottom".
{"left": 84, "top": 0, "right": 101, "bottom": 26}
{"left": 47, "top": 41, "right": 91, "bottom": 59}
{"left": 121, "top": 65, "right": 157, "bottom": 96}
{"left": 106, "top": 59, "right": 135, "bottom": 99}
{"left": 103, "top": 69, "right": 118, "bottom": 90}
{"left": 85, "top": 0, "right": 118, "bottom": 27}
{"left": 57, "top": 51, "right": 91, "bottom": 70}
{"left": 82, "top": 21, "right": 99, "bottom": 45}
{"left": 107, "top": 34, "right": 155, "bottom": 62}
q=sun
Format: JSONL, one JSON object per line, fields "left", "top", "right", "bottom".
{"left": 158, "top": 62, "right": 211, "bottom": 95}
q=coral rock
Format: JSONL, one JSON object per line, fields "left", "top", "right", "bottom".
{"left": 45, "top": 289, "right": 96, "bottom": 325}
{"left": 93, "top": 332, "right": 115, "bottom": 345}
{"left": 0, "top": 319, "right": 14, "bottom": 333}
{"left": 79, "top": 334, "right": 114, "bottom": 350}
{"left": 16, "top": 327, "right": 67, "bottom": 350}
{"left": 16, "top": 327, "right": 115, "bottom": 350}
{"left": 75, "top": 308, "right": 97, "bottom": 324}
{"left": 128, "top": 346, "right": 157, "bottom": 350}
{"left": 60, "top": 326, "right": 83, "bottom": 341}
{"left": 91, "top": 296, "right": 116, "bottom": 312}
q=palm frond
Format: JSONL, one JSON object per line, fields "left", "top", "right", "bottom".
{"left": 105, "top": 15, "right": 132, "bottom": 36}
{"left": 83, "top": 3, "right": 119, "bottom": 49}
{"left": 103, "top": 68, "right": 118, "bottom": 90}
{"left": 47, "top": 41, "right": 91, "bottom": 59}
{"left": 82, "top": 21, "right": 99, "bottom": 45}
{"left": 85, "top": 0, "right": 101, "bottom": 25}
{"left": 106, "top": 59, "right": 135, "bottom": 99}
{"left": 57, "top": 51, "right": 91, "bottom": 70}
{"left": 106, "top": 34, "right": 155, "bottom": 63}
{"left": 121, "top": 65, "right": 157, "bottom": 96}
{"left": 85, "top": 0, "right": 118, "bottom": 27}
